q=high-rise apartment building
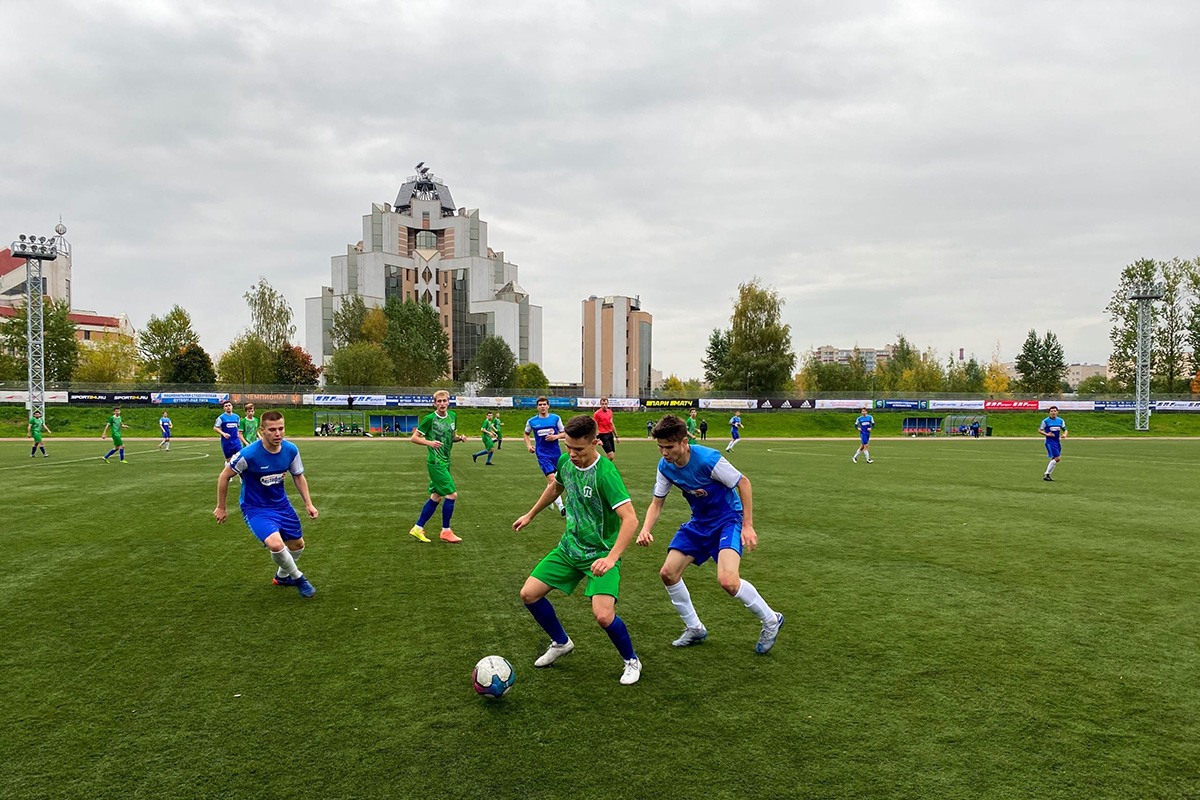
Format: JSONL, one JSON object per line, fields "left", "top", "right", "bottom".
{"left": 581, "top": 295, "right": 652, "bottom": 398}
{"left": 306, "top": 165, "right": 542, "bottom": 379}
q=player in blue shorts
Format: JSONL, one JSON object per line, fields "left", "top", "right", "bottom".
{"left": 636, "top": 414, "right": 784, "bottom": 654}
{"left": 214, "top": 401, "right": 242, "bottom": 460}
{"left": 853, "top": 406, "right": 874, "bottom": 463}
{"left": 214, "top": 410, "right": 318, "bottom": 597}
{"left": 524, "top": 396, "right": 566, "bottom": 516}
{"left": 157, "top": 411, "right": 172, "bottom": 451}
{"left": 1039, "top": 405, "right": 1067, "bottom": 481}
{"left": 724, "top": 413, "right": 743, "bottom": 452}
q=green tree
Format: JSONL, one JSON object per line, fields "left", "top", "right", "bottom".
{"left": 276, "top": 345, "right": 321, "bottom": 386}
{"left": 244, "top": 278, "right": 296, "bottom": 350}
{"left": 963, "top": 356, "right": 985, "bottom": 393}
{"left": 330, "top": 295, "right": 374, "bottom": 348}
{"left": 326, "top": 342, "right": 395, "bottom": 387}
{"left": 1014, "top": 330, "right": 1041, "bottom": 392}
{"left": 515, "top": 362, "right": 550, "bottom": 391}
{"left": 469, "top": 335, "right": 518, "bottom": 389}
{"left": 217, "top": 334, "right": 276, "bottom": 385}
{"left": 1156, "top": 257, "right": 1196, "bottom": 392}
{"left": 660, "top": 375, "right": 686, "bottom": 396}
{"left": 138, "top": 305, "right": 199, "bottom": 379}
{"left": 874, "top": 335, "right": 919, "bottom": 392}
{"left": 1015, "top": 329, "right": 1067, "bottom": 394}
{"left": 382, "top": 296, "right": 450, "bottom": 386}
{"left": 1105, "top": 258, "right": 1159, "bottom": 392}
{"left": 1075, "top": 374, "right": 1110, "bottom": 394}
{"left": 75, "top": 339, "right": 139, "bottom": 382}
{"left": 710, "top": 279, "right": 795, "bottom": 393}
{"left": 164, "top": 342, "right": 217, "bottom": 385}
{"left": 0, "top": 351, "right": 22, "bottom": 380}
{"left": 1, "top": 299, "right": 80, "bottom": 381}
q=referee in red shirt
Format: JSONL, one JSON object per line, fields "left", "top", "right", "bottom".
{"left": 592, "top": 397, "right": 620, "bottom": 461}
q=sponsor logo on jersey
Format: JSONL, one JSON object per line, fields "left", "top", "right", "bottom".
{"left": 259, "top": 473, "right": 286, "bottom": 486}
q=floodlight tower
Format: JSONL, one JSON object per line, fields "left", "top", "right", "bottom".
{"left": 9, "top": 233, "right": 59, "bottom": 420}
{"left": 1127, "top": 282, "right": 1164, "bottom": 431}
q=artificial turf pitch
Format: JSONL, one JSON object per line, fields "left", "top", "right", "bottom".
{"left": 2, "top": 436, "right": 1197, "bottom": 799}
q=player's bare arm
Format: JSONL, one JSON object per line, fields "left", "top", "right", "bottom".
{"left": 513, "top": 481, "right": 565, "bottom": 531}
{"left": 738, "top": 475, "right": 757, "bottom": 552}
{"left": 213, "top": 465, "right": 238, "bottom": 523}
{"left": 410, "top": 429, "right": 443, "bottom": 450}
{"left": 101, "top": 423, "right": 110, "bottom": 440}
{"left": 292, "top": 473, "right": 318, "bottom": 519}
{"left": 591, "top": 502, "right": 638, "bottom": 577}
{"left": 636, "top": 495, "right": 667, "bottom": 546}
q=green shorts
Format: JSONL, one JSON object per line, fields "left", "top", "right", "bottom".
{"left": 111, "top": 436, "right": 123, "bottom": 447}
{"left": 426, "top": 462, "right": 457, "bottom": 496}
{"left": 530, "top": 546, "right": 621, "bottom": 599}
{"left": 32, "top": 436, "right": 43, "bottom": 444}
{"left": 482, "top": 434, "right": 495, "bottom": 450}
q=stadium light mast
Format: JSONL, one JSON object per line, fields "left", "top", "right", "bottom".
{"left": 1127, "top": 282, "right": 1164, "bottom": 432}
{"left": 9, "top": 233, "right": 59, "bottom": 420}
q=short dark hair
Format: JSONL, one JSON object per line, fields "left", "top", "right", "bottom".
{"left": 563, "top": 415, "right": 597, "bottom": 440}
{"left": 1048, "top": 405, "right": 1059, "bottom": 411}
{"left": 536, "top": 396, "right": 549, "bottom": 405}
{"left": 261, "top": 410, "right": 284, "bottom": 424}
{"left": 652, "top": 414, "right": 689, "bottom": 442}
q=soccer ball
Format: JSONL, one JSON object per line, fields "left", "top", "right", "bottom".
{"left": 473, "top": 656, "right": 514, "bottom": 698}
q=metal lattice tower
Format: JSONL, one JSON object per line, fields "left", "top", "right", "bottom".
{"left": 1127, "top": 282, "right": 1164, "bottom": 431}
{"left": 9, "top": 235, "right": 59, "bottom": 420}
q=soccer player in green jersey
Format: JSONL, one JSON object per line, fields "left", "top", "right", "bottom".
{"left": 472, "top": 410, "right": 498, "bottom": 465}
{"left": 102, "top": 407, "right": 129, "bottom": 463}
{"left": 28, "top": 410, "right": 51, "bottom": 457}
{"left": 239, "top": 403, "right": 260, "bottom": 446}
{"left": 494, "top": 414, "right": 503, "bottom": 449}
{"left": 514, "top": 415, "right": 643, "bottom": 685}
{"left": 409, "top": 390, "right": 468, "bottom": 543}
{"left": 686, "top": 408, "right": 699, "bottom": 444}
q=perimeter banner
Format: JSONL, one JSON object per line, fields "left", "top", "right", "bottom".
{"left": 874, "top": 399, "right": 929, "bottom": 410}
{"left": 152, "top": 392, "right": 230, "bottom": 405}
{"left": 814, "top": 399, "right": 865, "bottom": 409}
{"left": 1152, "top": 400, "right": 1200, "bottom": 411}
{"left": 643, "top": 398, "right": 697, "bottom": 409}
{"left": 929, "top": 399, "right": 986, "bottom": 410}
{"left": 514, "top": 396, "right": 573, "bottom": 408}
{"left": 0, "top": 391, "right": 68, "bottom": 404}
{"left": 699, "top": 398, "right": 757, "bottom": 410}
{"left": 755, "top": 398, "right": 815, "bottom": 410}
{"left": 578, "top": 397, "right": 640, "bottom": 409}
{"left": 983, "top": 400, "right": 1039, "bottom": 410}
{"left": 453, "top": 396, "right": 514, "bottom": 408}
{"left": 69, "top": 391, "right": 152, "bottom": 404}
{"left": 1094, "top": 400, "right": 1139, "bottom": 411}
{"left": 1038, "top": 400, "right": 1095, "bottom": 411}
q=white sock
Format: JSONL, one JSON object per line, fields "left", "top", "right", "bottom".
{"left": 278, "top": 546, "right": 303, "bottom": 577}
{"left": 271, "top": 548, "right": 302, "bottom": 579}
{"left": 554, "top": 496, "right": 564, "bottom": 510}
{"left": 853, "top": 451, "right": 858, "bottom": 460}
{"left": 665, "top": 580, "right": 702, "bottom": 629}
{"left": 1046, "top": 460, "right": 1058, "bottom": 475}
{"left": 733, "top": 578, "right": 776, "bottom": 624}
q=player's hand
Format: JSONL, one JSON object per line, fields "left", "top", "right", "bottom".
{"left": 527, "top": 444, "right": 535, "bottom": 454}
{"left": 590, "top": 556, "right": 616, "bottom": 577}
{"left": 213, "top": 507, "right": 228, "bottom": 524}
{"left": 428, "top": 440, "right": 443, "bottom": 449}
{"left": 221, "top": 432, "right": 229, "bottom": 439}
{"left": 741, "top": 524, "right": 758, "bottom": 552}
{"left": 513, "top": 513, "right": 533, "bottom": 532}
{"left": 305, "top": 504, "right": 318, "bottom": 519}
{"left": 636, "top": 530, "right": 654, "bottom": 547}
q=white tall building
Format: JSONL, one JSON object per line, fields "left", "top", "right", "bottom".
{"left": 306, "top": 165, "right": 543, "bottom": 380}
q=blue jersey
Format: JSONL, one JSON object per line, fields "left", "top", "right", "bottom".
{"left": 1040, "top": 417, "right": 1066, "bottom": 440}
{"left": 654, "top": 444, "right": 744, "bottom": 527}
{"left": 856, "top": 415, "right": 874, "bottom": 432}
{"left": 217, "top": 412, "right": 241, "bottom": 442}
{"left": 160, "top": 417, "right": 172, "bottom": 434}
{"left": 525, "top": 414, "right": 565, "bottom": 458}
{"left": 229, "top": 440, "right": 304, "bottom": 510}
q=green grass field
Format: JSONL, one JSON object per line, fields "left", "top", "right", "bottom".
{"left": 2, "top": 435, "right": 1198, "bottom": 799}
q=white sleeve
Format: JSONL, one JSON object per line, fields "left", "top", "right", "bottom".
{"left": 288, "top": 452, "right": 304, "bottom": 475}
{"left": 524, "top": 422, "right": 533, "bottom": 434}
{"left": 653, "top": 469, "right": 672, "bottom": 498}
{"left": 229, "top": 452, "right": 248, "bottom": 474}
{"left": 556, "top": 418, "right": 565, "bottom": 433}
{"left": 709, "top": 457, "right": 743, "bottom": 489}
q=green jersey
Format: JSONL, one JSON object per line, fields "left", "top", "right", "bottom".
{"left": 686, "top": 417, "right": 698, "bottom": 439}
{"left": 107, "top": 415, "right": 123, "bottom": 439}
{"left": 553, "top": 453, "right": 632, "bottom": 561}
{"left": 29, "top": 417, "right": 45, "bottom": 438}
{"left": 417, "top": 411, "right": 457, "bottom": 466}
{"left": 239, "top": 416, "right": 260, "bottom": 442}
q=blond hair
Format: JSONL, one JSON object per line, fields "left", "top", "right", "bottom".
{"left": 433, "top": 390, "right": 451, "bottom": 401}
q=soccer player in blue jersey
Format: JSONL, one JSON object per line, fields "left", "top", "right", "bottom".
{"left": 524, "top": 396, "right": 567, "bottom": 516}
{"left": 637, "top": 415, "right": 784, "bottom": 654}
{"left": 157, "top": 411, "right": 172, "bottom": 451}
{"left": 214, "top": 401, "right": 242, "bottom": 461}
{"left": 853, "top": 406, "right": 874, "bottom": 463}
{"left": 1039, "top": 405, "right": 1067, "bottom": 481}
{"left": 214, "top": 410, "right": 318, "bottom": 597}
{"left": 725, "top": 413, "right": 743, "bottom": 452}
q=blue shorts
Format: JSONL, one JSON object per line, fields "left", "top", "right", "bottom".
{"left": 860, "top": 431, "right": 871, "bottom": 444}
{"left": 668, "top": 517, "right": 743, "bottom": 567}
{"left": 243, "top": 504, "right": 303, "bottom": 543}
{"left": 730, "top": 429, "right": 740, "bottom": 440}
{"left": 161, "top": 430, "right": 172, "bottom": 439}
{"left": 537, "top": 453, "right": 559, "bottom": 475}
{"left": 222, "top": 441, "right": 242, "bottom": 460}
{"left": 1045, "top": 439, "right": 1062, "bottom": 459}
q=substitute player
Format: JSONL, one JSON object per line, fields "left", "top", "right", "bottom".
{"left": 514, "top": 415, "right": 642, "bottom": 685}
{"left": 28, "top": 410, "right": 50, "bottom": 458}
{"left": 593, "top": 397, "right": 620, "bottom": 461}
{"left": 524, "top": 396, "right": 567, "bottom": 516}
{"left": 214, "top": 401, "right": 242, "bottom": 462}
{"left": 472, "top": 410, "right": 498, "bottom": 465}
{"left": 101, "top": 407, "right": 129, "bottom": 463}
{"left": 637, "top": 415, "right": 784, "bottom": 654}
{"left": 157, "top": 411, "right": 172, "bottom": 451}
{"left": 238, "top": 403, "right": 260, "bottom": 446}
{"left": 1039, "top": 405, "right": 1067, "bottom": 481}
{"left": 214, "top": 410, "right": 317, "bottom": 598}
{"left": 725, "top": 412, "right": 743, "bottom": 452}
{"left": 853, "top": 406, "right": 874, "bottom": 463}
{"left": 409, "top": 390, "right": 467, "bottom": 543}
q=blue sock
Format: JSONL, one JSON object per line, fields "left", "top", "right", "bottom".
{"left": 485, "top": 451, "right": 492, "bottom": 464}
{"left": 416, "top": 499, "right": 438, "bottom": 528}
{"left": 473, "top": 449, "right": 488, "bottom": 459}
{"left": 119, "top": 447, "right": 125, "bottom": 461}
{"left": 525, "top": 598, "right": 568, "bottom": 645}
{"left": 603, "top": 614, "right": 636, "bottom": 660}
{"left": 31, "top": 446, "right": 37, "bottom": 456}
{"left": 441, "top": 498, "right": 455, "bottom": 529}
{"left": 39, "top": 446, "right": 46, "bottom": 455}
{"left": 105, "top": 449, "right": 117, "bottom": 459}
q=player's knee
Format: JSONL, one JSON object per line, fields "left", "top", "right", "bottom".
{"left": 659, "top": 565, "right": 681, "bottom": 584}
{"left": 718, "top": 574, "right": 740, "bottom": 595}
{"left": 429, "top": 493, "right": 442, "bottom": 503}
{"left": 518, "top": 584, "right": 540, "bottom": 605}
{"left": 446, "top": 492, "right": 458, "bottom": 500}
{"left": 593, "top": 607, "right": 615, "bottom": 627}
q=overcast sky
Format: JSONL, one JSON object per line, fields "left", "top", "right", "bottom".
{"left": 4, "top": 0, "right": 1199, "bottom": 382}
